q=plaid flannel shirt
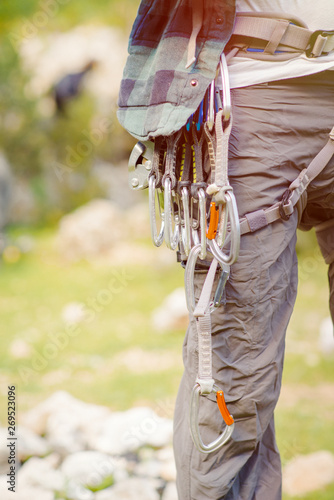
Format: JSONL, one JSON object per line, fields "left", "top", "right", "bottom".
{"left": 117, "top": 0, "right": 236, "bottom": 141}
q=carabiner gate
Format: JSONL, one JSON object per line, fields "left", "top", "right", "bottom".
{"left": 211, "top": 189, "right": 240, "bottom": 265}
{"left": 164, "top": 177, "right": 180, "bottom": 250}
{"left": 149, "top": 175, "right": 165, "bottom": 247}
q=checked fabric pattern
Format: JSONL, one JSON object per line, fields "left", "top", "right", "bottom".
{"left": 117, "top": 0, "right": 236, "bottom": 141}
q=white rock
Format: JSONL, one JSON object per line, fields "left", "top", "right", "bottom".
{"left": 94, "top": 478, "right": 160, "bottom": 500}
{"left": 20, "top": 390, "right": 110, "bottom": 438}
{"left": 18, "top": 456, "right": 65, "bottom": 492}
{"left": 65, "top": 479, "right": 95, "bottom": 500}
{"left": 155, "top": 446, "right": 175, "bottom": 462}
{"left": 155, "top": 447, "right": 176, "bottom": 481}
{"left": 319, "top": 317, "right": 334, "bottom": 356}
{"left": 17, "top": 426, "right": 51, "bottom": 461}
{"left": 87, "top": 407, "right": 173, "bottom": 455}
{"left": 44, "top": 452, "right": 62, "bottom": 469}
{"left": 1, "top": 484, "right": 54, "bottom": 500}
{"left": 283, "top": 450, "right": 334, "bottom": 496}
{"left": 151, "top": 287, "right": 188, "bottom": 333}
{"left": 61, "top": 302, "right": 86, "bottom": 325}
{"left": 57, "top": 199, "right": 125, "bottom": 261}
{"left": 138, "top": 447, "right": 156, "bottom": 462}
{"left": 135, "top": 459, "right": 161, "bottom": 478}
{"left": 61, "top": 451, "right": 125, "bottom": 489}
{"left": 8, "top": 339, "right": 32, "bottom": 359}
{"left": 159, "top": 459, "right": 177, "bottom": 482}
{"left": 162, "top": 482, "right": 179, "bottom": 500}
{"left": 135, "top": 447, "right": 176, "bottom": 481}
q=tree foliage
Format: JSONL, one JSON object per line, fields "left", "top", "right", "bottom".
{"left": 0, "top": 1, "right": 137, "bottom": 223}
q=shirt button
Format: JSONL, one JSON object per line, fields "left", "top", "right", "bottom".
{"left": 190, "top": 79, "right": 198, "bottom": 87}
{"left": 216, "top": 17, "right": 224, "bottom": 24}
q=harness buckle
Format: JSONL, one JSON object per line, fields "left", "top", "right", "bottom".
{"left": 279, "top": 188, "right": 292, "bottom": 221}
{"left": 306, "top": 30, "right": 334, "bottom": 58}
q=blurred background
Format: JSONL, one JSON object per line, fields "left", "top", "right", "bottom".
{"left": 0, "top": 2, "right": 333, "bottom": 499}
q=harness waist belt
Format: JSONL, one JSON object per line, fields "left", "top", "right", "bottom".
{"left": 227, "top": 12, "right": 334, "bottom": 58}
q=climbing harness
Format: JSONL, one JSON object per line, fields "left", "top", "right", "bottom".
{"left": 127, "top": 12, "right": 334, "bottom": 454}
{"left": 225, "top": 12, "right": 334, "bottom": 61}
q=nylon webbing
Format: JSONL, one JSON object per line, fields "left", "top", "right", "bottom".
{"left": 193, "top": 258, "right": 219, "bottom": 394}
{"left": 232, "top": 13, "right": 334, "bottom": 56}
{"left": 239, "top": 126, "right": 334, "bottom": 235}
{"left": 206, "top": 110, "right": 232, "bottom": 203}
{"left": 186, "top": 0, "right": 204, "bottom": 68}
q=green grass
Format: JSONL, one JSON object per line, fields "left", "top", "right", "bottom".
{"left": 0, "top": 226, "right": 185, "bottom": 419}
{"left": 0, "top": 0, "right": 139, "bottom": 33}
{"left": 0, "top": 226, "right": 333, "bottom": 499}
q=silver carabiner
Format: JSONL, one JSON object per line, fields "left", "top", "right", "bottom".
{"left": 181, "top": 186, "right": 191, "bottom": 256}
{"left": 149, "top": 175, "right": 165, "bottom": 247}
{"left": 211, "top": 189, "right": 240, "bottom": 265}
{"left": 164, "top": 177, "right": 180, "bottom": 250}
{"left": 185, "top": 244, "right": 227, "bottom": 315}
{"left": 128, "top": 140, "right": 154, "bottom": 190}
{"left": 185, "top": 244, "right": 203, "bottom": 314}
{"left": 190, "top": 383, "right": 234, "bottom": 454}
{"left": 219, "top": 53, "right": 231, "bottom": 122}
{"left": 207, "top": 80, "right": 215, "bottom": 132}
{"left": 198, "top": 188, "right": 207, "bottom": 260}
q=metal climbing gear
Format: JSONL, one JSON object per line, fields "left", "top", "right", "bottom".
{"left": 128, "top": 54, "right": 238, "bottom": 454}
{"left": 186, "top": 246, "right": 234, "bottom": 453}
{"left": 128, "top": 140, "right": 154, "bottom": 190}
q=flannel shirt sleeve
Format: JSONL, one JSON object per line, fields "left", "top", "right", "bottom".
{"left": 117, "top": 0, "right": 235, "bottom": 140}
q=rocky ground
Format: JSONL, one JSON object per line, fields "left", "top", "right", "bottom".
{"left": 0, "top": 391, "right": 177, "bottom": 500}
{"left": 1, "top": 390, "right": 334, "bottom": 499}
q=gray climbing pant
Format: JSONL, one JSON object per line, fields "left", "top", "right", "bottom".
{"left": 173, "top": 70, "right": 334, "bottom": 500}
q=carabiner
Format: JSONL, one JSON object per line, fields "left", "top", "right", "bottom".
{"left": 184, "top": 244, "right": 203, "bottom": 314}
{"left": 207, "top": 80, "right": 215, "bottom": 131}
{"left": 164, "top": 177, "right": 180, "bottom": 251}
{"left": 219, "top": 53, "right": 231, "bottom": 122}
{"left": 128, "top": 140, "right": 154, "bottom": 190}
{"left": 211, "top": 189, "right": 240, "bottom": 265}
{"left": 190, "top": 383, "right": 234, "bottom": 454}
{"left": 149, "top": 175, "right": 165, "bottom": 247}
{"left": 185, "top": 244, "right": 227, "bottom": 315}
{"left": 181, "top": 186, "right": 191, "bottom": 256}
{"left": 198, "top": 188, "right": 207, "bottom": 260}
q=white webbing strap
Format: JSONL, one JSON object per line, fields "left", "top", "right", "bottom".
{"left": 239, "top": 126, "right": 334, "bottom": 235}
{"left": 185, "top": 0, "right": 204, "bottom": 68}
{"left": 193, "top": 258, "right": 218, "bottom": 394}
{"left": 206, "top": 110, "right": 233, "bottom": 203}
